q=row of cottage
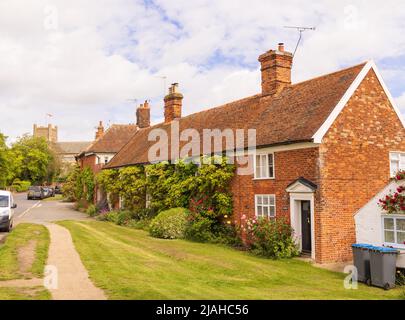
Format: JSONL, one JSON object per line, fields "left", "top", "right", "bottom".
{"left": 76, "top": 43, "right": 405, "bottom": 265}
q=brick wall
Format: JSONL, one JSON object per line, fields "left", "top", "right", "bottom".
{"left": 79, "top": 154, "right": 103, "bottom": 175}
{"left": 317, "top": 69, "right": 405, "bottom": 263}
{"left": 231, "top": 147, "right": 319, "bottom": 227}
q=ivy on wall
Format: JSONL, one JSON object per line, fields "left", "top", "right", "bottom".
{"left": 96, "top": 156, "right": 235, "bottom": 219}
{"left": 63, "top": 166, "right": 95, "bottom": 203}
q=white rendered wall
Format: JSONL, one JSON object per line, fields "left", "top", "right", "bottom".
{"left": 355, "top": 180, "right": 405, "bottom": 268}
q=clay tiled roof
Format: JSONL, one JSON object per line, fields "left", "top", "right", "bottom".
{"left": 106, "top": 62, "right": 366, "bottom": 168}
{"left": 52, "top": 141, "right": 92, "bottom": 155}
{"left": 82, "top": 124, "right": 138, "bottom": 155}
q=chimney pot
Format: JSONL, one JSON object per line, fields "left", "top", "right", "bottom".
{"left": 258, "top": 43, "right": 293, "bottom": 96}
{"left": 136, "top": 101, "right": 150, "bottom": 129}
{"left": 164, "top": 83, "right": 183, "bottom": 123}
{"left": 95, "top": 121, "right": 105, "bottom": 140}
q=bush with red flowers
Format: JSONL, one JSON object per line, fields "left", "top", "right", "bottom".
{"left": 245, "top": 217, "right": 299, "bottom": 259}
{"left": 378, "top": 170, "right": 405, "bottom": 214}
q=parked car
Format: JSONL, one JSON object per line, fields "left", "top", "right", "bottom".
{"left": 54, "top": 185, "right": 63, "bottom": 195}
{"left": 27, "top": 186, "right": 44, "bottom": 200}
{"left": 42, "top": 187, "right": 51, "bottom": 198}
{"left": 0, "top": 190, "right": 16, "bottom": 232}
{"left": 48, "top": 187, "right": 55, "bottom": 197}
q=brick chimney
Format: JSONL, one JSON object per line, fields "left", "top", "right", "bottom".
{"left": 95, "top": 121, "right": 104, "bottom": 140}
{"left": 164, "top": 83, "right": 183, "bottom": 123}
{"left": 136, "top": 100, "right": 151, "bottom": 129}
{"left": 258, "top": 43, "right": 293, "bottom": 96}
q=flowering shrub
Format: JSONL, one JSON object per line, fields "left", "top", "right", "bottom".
{"left": 395, "top": 170, "right": 405, "bottom": 181}
{"left": 245, "top": 217, "right": 299, "bottom": 259}
{"left": 185, "top": 190, "right": 236, "bottom": 243}
{"left": 379, "top": 170, "right": 405, "bottom": 214}
{"left": 149, "top": 208, "right": 188, "bottom": 239}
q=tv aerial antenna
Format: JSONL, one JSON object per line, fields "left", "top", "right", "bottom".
{"left": 156, "top": 76, "right": 167, "bottom": 97}
{"left": 284, "top": 26, "right": 316, "bottom": 56}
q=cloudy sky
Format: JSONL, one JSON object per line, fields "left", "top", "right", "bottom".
{"left": 1, "top": 0, "right": 405, "bottom": 142}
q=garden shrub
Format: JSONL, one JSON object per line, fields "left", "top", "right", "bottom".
{"left": 132, "top": 207, "right": 157, "bottom": 221}
{"left": 246, "top": 217, "right": 299, "bottom": 259}
{"left": 149, "top": 208, "right": 188, "bottom": 239}
{"left": 127, "top": 218, "right": 151, "bottom": 231}
{"left": 11, "top": 179, "right": 31, "bottom": 192}
{"left": 184, "top": 216, "right": 214, "bottom": 242}
{"left": 86, "top": 204, "right": 97, "bottom": 217}
{"left": 211, "top": 223, "right": 242, "bottom": 247}
{"left": 97, "top": 211, "right": 119, "bottom": 223}
{"left": 116, "top": 210, "right": 133, "bottom": 226}
{"left": 74, "top": 199, "right": 87, "bottom": 211}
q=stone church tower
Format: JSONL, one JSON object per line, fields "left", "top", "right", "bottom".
{"left": 33, "top": 124, "right": 58, "bottom": 143}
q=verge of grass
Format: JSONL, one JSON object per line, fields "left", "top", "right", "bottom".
{"left": 0, "top": 223, "right": 50, "bottom": 280}
{"left": 42, "top": 194, "right": 64, "bottom": 202}
{"left": 0, "top": 287, "right": 50, "bottom": 300}
{"left": 58, "top": 220, "right": 404, "bottom": 300}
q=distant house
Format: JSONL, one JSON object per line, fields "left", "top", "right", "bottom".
{"left": 105, "top": 43, "right": 405, "bottom": 264}
{"left": 33, "top": 123, "right": 92, "bottom": 170}
{"left": 76, "top": 122, "right": 138, "bottom": 174}
{"left": 52, "top": 141, "right": 94, "bottom": 165}
{"left": 76, "top": 121, "right": 138, "bottom": 204}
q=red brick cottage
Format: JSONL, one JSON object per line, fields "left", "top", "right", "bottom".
{"left": 105, "top": 44, "right": 405, "bottom": 264}
{"left": 77, "top": 122, "right": 138, "bottom": 174}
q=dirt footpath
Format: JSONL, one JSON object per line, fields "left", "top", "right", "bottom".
{"left": 45, "top": 223, "right": 106, "bottom": 300}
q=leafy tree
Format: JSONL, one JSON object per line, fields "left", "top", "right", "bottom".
{"left": 9, "top": 135, "right": 57, "bottom": 185}
{"left": 0, "top": 133, "right": 11, "bottom": 188}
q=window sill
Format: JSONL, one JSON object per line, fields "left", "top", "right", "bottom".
{"left": 253, "top": 177, "right": 275, "bottom": 181}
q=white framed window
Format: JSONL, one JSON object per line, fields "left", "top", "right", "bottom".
{"left": 104, "top": 156, "right": 109, "bottom": 165}
{"left": 255, "top": 195, "right": 276, "bottom": 218}
{"left": 383, "top": 216, "right": 405, "bottom": 248}
{"left": 389, "top": 152, "right": 405, "bottom": 177}
{"left": 254, "top": 153, "right": 274, "bottom": 179}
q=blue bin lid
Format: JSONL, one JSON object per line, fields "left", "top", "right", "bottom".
{"left": 352, "top": 243, "right": 375, "bottom": 249}
{"left": 369, "top": 246, "right": 398, "bottom": 253}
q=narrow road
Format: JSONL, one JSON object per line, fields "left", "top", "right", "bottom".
{"left": 1, "top": 194, "right": 106, "bottom": 300}
{"left": 13, "top": 192, "right": 40, "bottom": 218}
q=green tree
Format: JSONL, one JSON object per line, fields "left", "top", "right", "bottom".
{"left": 0, "top": 133, "right": 11, "bottom": 188}
{"left": 9, "top": 135, "right": 57, "bottom": 185}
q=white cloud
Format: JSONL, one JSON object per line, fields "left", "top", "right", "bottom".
{"left": 396, "top": 94, "right": 405, "bottom": 113}
{"left": 0, "top": 0, "right": 405, "bottom": 142}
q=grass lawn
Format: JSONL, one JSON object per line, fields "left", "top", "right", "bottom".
{"left": 0, "top": 223, "right": 50, "bottom": 280}
{"left": 42, "top": 194, "right": 64, "bottom": 202}
{"left": 59, "top": 220, "right": 405, "bottom": 300}
{"left": 0, "top": 287, "right": 50, "bottom": 300}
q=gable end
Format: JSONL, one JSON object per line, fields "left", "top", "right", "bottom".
{"left": 312, "top": 61, "right": 405, "bottom": 143}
